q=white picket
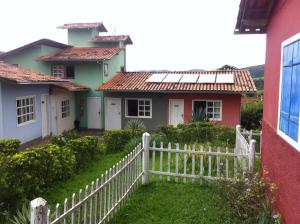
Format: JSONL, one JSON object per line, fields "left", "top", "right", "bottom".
{"left": 200, "top": 145, "right": 204, "bottom": 177}
{"left": 167, "top": 143, "right": 171, "bottom": 181}
{"left": 175, "top": 143, "right": 179, "bottom": 182}
{"left": 208, "top": 146, "right": 212, "bottom": 177}
{"left": 64, "top": 198, "right": 68, "bottom": 224}
{"left": 89, "top": 181, "right": 94, "bottom": 224}
{"left": 152, "top": 141, "right": 156, "bottom": 173}
{"left": 217, "top": 147, "right": 220, "bottom": 178}
{"left": 183, "top": 144, "right": 187, "bottom": 183}
{"left": 191, "top": 144, "right": 195, "bottom": 183}
{"left": 160, "top": 142, "right": 163, "bottom": 180}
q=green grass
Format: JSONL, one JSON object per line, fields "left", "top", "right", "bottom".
{"left": 42, "top": 151, "right": 128, "bottom": 209}
{"left": 109, "top": 181, "right": 242, "bottom": 224}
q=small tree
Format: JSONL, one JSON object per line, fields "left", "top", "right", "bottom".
{"left": 218, "top": 64, "right": 239, "bottom": 70}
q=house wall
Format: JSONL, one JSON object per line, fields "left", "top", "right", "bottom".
{"left": 167, "top": 93, "right": 241, "bottom": 127}
{"left": 3, "top": 45, "right": 60, "bottom": 74}
{"left": 263, "top": 1, "right": 300, "bottom": 223}
{"left": 104, "top": 92, "right": 168, "bottom": 130}
{"left": 67, "top": 29, "right": 99, "bottom": 47}
{"left": 50, "top": 87, "right": 76, "bottom": 136}
{"left": 0, "top": 81, "right": 49, "bottom": 143}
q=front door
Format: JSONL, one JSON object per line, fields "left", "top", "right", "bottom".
{"left": 41, "top": 94, "right": 49, "bottom": 138}
{"left": 169, "top": 99, "right": 184, "bottom": 125}
{"left": 105, "top": 98, "right": 121, "bottom": 130}
{"left": 87, "top": 97, "right": 101, "bottom": 129}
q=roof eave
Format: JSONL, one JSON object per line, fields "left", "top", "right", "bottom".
{"left": 97, "top": 89, "right": 255, "bottom": 94}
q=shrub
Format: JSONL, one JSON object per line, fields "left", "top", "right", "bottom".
{"left": 220, "top": 171, "right": 281, "bottom": 223}
{"left": 241, "top": 101, "right": 263, "bottom": 130}
{"left": 124, "top": 137, "right": 142, "bottom": 153}
{"left": 49, "top": 130, "right": 80, "bottom": 147}
{"left": 103, "top": 130, "right": 132, "bottom": 152}
{"left": 125, "top": 119, "right": 146, "bottom": 136}
{"left": 66, "top": 136, "right": 99, "bottom": 168}
{"left": 0, "top": 144, "right": 76, "bottom": 214}
{"left": 156, "top": 125, "right": 178, "bottom": 143}
{"left": 0, "top": 139, "right": 21, "bottom": 156}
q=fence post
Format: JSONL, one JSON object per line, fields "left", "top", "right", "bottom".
{"left": 248, "top": 140, "right": 256, "bottom": 175}
{"left": 142, "top": 132, "right": 150, "bottom": 185}
{"left": 30, "top": 197, "right": 48, "bottom": 224}
{"left": 235, "top": 125, "right": 241, "bottom": 154}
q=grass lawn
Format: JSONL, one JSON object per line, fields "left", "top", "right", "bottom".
{"left": 42, "top": 151, "right": 128, "bottom": 208}
{"left": 109, "top": 181, "right": 242, "bottom": 224}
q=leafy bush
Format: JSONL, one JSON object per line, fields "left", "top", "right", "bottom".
{"left": 49, "top": 130, "right": 80, "bottom": 147}
{"left": 124, "top": 137, "right": 142, "bottom": 153}
{"left": 10, "top": 202, "right": 30, "bottom": 224}
{"left": 125, "top": 119, "right": 146, "bottom": 136}
{"left": 241, "top": 101, "right": 263, "bottom": 130}
{"left": 0, "top": 139, "right": 21, "bottom": 156}
{"left": 220, "top": 171, "right": 281, "bottom": 224}
{"left": 155, "top": 122, "right": 235, "bottom": 147}
{"left": 66, "top": 136, "right": 99, "bottom": 168}
{"left": 103, "top": 130, "right": 132, "bottom": 153}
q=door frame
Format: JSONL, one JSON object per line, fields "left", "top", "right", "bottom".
{"left": 41, "top": 94, "right": 49, "bottom": 138}
{"left": 87, "top": 97, "right": 102, "bottom": 129}
{"left": 105, "top": 97, "right": 122, "bottom": 130}
{"left": 168, "top": 99, "right": 184, "bottom": 125}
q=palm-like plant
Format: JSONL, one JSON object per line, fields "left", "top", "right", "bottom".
{"left": 10, "top": 203, "right": 30, "bottom": 224}
{"left": 125, "top": 119, "right": 146, "bottom": 136}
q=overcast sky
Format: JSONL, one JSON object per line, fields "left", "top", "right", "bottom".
{"left": 0, "top": 0, "right": 266, "bottom": 71}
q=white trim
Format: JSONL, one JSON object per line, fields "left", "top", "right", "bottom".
{"left": 192, "top": 99, "right": 222, "bottom": 121}
{"left": 125, "top": 98, "right": 152, "bottom": 119}
{"left": 16, "top": 95, "right": 36, "bottom": 127}
{"left": 277, "top": 32, "right": 300, "bottom": 152}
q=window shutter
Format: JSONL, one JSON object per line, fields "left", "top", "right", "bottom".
{"left": 293, "top": 40, "right": 300, "bottom": 65}
{"left": 283, "top": 44, "right": 294, "bottom": 66}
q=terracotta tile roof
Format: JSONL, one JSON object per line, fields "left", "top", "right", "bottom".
{"left": 57, "top": 22, "right": 107, "bottom": 32}
{"left": 0, "top": 39, "right": 71, "bottom": 59}
{"left": 91, "top": 35, "right": 133, "bottom": 45}
{"left": 97, "top": 70, "right": 256, "bottom": 93}
{"left": 37, "top": 47, "right": 123, "bottom": 62}
{"left": 53, "top": 82, "right": 89, "bottom": 92}
{"left": 0, "top": 61, "right": 89, "bottom": 91}
{"left": 0, "top": 61, "right": 66, "bottom": 84}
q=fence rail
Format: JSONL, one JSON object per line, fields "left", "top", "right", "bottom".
{"left": 30, "top": 130, "right": 256, "bottom": 224}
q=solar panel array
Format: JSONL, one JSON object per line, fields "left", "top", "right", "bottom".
{"left": 145, "top": 73, "right": 235, "bottom": 84}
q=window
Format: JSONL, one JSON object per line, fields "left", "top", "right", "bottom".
{"left": 126, "top": 99, "right": 152, "bottom": 118}
{"left": 16, "top": 96, "right": 35, "bottom": 125}
{"left": 193, "top": 100, "right": 222, "bottom": 121}
{"left": 52, "top": 65, "right": 75, "bottom": 79}
{"left": 104, "top": 63, "right": 109, "bottom": 76}
{"left": 278, "top": 33, "right": 300, "bottom": 148}
{"left": 61, "top": 100, "right": 70, "bottom": 118}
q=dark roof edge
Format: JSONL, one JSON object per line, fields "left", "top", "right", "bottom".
{"left": 97, "top": 89, "right": 252, "bottom": 94}
{"left": 0, "top": 39, "right": 71, "bottom": 59}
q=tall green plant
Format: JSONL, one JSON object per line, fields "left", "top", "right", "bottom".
{"left": 241, "top": 101, "right": 263, "bottom": 130}
{"left": 192, "top": 108, "right": 207, "bottom": 122}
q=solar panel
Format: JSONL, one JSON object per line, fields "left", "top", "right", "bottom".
{"left": 179, "top": 74, "right": 199, "bottom": 83}
{"left": 146, "top": 73, "right": 167, "bottom": 82}
{"left": 197, "top": 74, "right": 216, "bottom": 83}
{"left": 162, "top": 73, "right": 183, "bottom": 83}
{"left": 216, "top": 74, "right": 234, "bottom": 83}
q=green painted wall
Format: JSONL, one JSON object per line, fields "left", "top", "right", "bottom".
{"left": 68, "top": 29, "right": 99, "bottom": 47}
{"left": 3, "top": 45, "right": 57, "bottom": 74}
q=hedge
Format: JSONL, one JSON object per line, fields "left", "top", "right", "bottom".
{"left": 103, "top": 130, "right": 132, "bottom": 153}
{"left": 241, "top": 101, "right": 263, "bottom": 130}
{"left": 156, "top": 122, "right": 235, "bottom": 147}
{"left": 0, "top": 135, "right": 99, "bottom": 222}
{"left": 0, "top": 139, "right": 21, "bottom": 156}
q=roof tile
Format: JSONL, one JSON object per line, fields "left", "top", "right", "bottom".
{"left": 97, "top": 70, "right": 256, "bottom": 93}
{"left": 57, "top": 22, "right": 107, "bottom": 32}
{"left": 91, "top": 35, "right": 133, "bottom": 44}
{"left": 37, "top": 47, "right": 123, "bottom": 62}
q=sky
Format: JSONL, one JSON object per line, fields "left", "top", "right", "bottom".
{"left": 0, "top": 0, "right": 266, "bottom": 71}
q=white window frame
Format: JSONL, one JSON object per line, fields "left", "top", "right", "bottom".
{"left": 61, "top": 99, "right": 71, "bottom": 119}
{"left": 16, "top": 95, "right": 36, "bottom": 127}
{"left": 125, "top": 98, "right": 152, "bottom": 119}
{"left": 277, "top": 32, "right": 300, "bottom": 151}
{"left": 52, "top": 65, "right": 65, "bottom": 77}
{"left": 192, "top": 99, "right": 222, "bottom": 121}
{"left": 103, "top": 63, "right": 109, "bottom": 76}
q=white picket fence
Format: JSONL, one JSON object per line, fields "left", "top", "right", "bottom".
{"left": 240, "top": 127, "right": 262, "bottom": 155}
{"left": 30, "top": 131, "right": 256, "bottom": 224}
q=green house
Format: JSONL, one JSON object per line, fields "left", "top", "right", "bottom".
{"left": 38, "top": 22, "right": 132, "bottom": 129}
{"left": 1, "top": 22, "right": 132, "bottom": 131}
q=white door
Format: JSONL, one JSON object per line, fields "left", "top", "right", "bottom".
{"left": 41, "top": 94, "right": 49, "bottom": 138}
{"left": 105, "top": 98, "right": 121, "bottom": 130}
{"left": 88, "top": 97, "right": 101, "bottom": 129}
{"left": 169, "top": 99, "right": 184, "bottom": 125}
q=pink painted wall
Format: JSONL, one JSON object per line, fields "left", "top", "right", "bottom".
{"left": 262, "top": 0, "right": 300, "bottom": 223}
{"left": 167, "top": 93, "right": 241, "bottom": 127}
